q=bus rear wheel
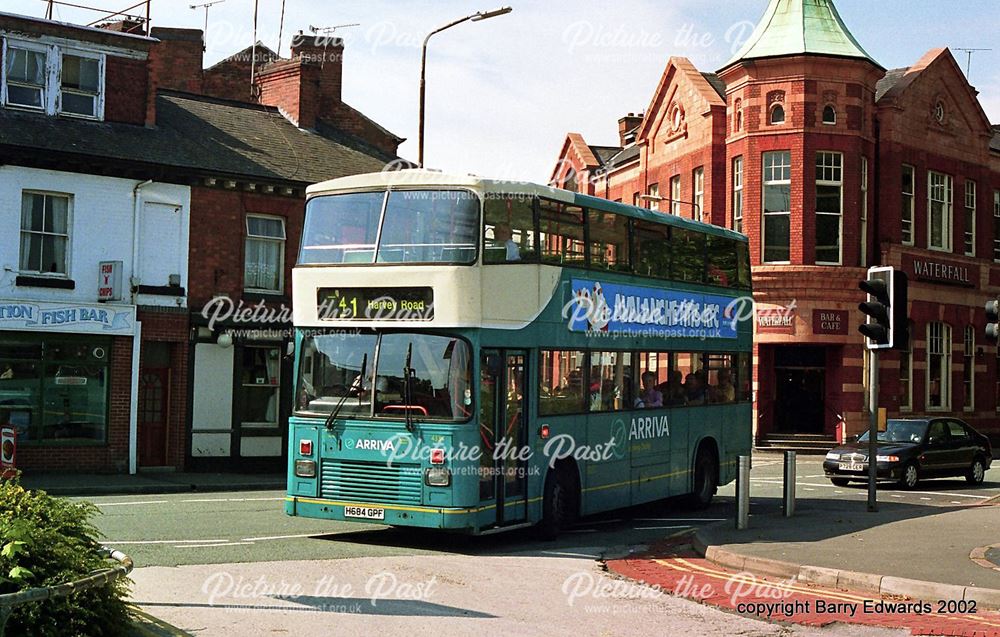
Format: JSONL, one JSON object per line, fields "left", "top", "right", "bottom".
{"left": 537, "top": 466, "right": 576, "bottom": 540}
{"left": 686, "top": 448, "right": 718, "bottom": 510}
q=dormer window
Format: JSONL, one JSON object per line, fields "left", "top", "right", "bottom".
{"left": 822, "top": 104, "right": 836, "bottom": 125}
{"left": 2, "top": 39, "right": 105, "bottom": 120}
{"left": 5, "top": 45, "right": 46, "bottom": 109}
{"left": 60, "top": 53, "right": 101, "bottom": 117}
{"left": 769, "top": 104, "right": 785, "bottom": 125}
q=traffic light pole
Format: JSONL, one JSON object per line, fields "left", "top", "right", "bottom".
{"left": 867, "top": 349, "right": 878, "bottom": 512}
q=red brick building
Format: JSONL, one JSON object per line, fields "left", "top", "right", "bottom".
{"left": 0, "top": 13, "right": 402, "bottom": 473}
{"left": 553, "top": 0, "right": 1000, "bottom": 447}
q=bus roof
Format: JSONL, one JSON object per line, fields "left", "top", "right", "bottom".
{"left": 308, "top": 170, "right": 748, "bottom": 243}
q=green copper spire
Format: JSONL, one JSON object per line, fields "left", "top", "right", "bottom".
{"left": 724, "top": 0, "right": 880, "bottom": 68}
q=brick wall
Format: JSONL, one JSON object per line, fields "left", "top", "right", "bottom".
{"left": 104, "top": 56, "right": 149, "bottom": 125}
{"left": 138, "top": 309, "right": 190, "bottom": 469}
{"left": 188, "top": 187, "right": 304, "bottom": 311}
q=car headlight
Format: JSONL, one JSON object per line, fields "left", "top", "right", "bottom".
{"left": 825, "top": 451, "right": 840, "bottom": 461}
{"left": 876, "top": 455, "right": 899, "bottom": 463}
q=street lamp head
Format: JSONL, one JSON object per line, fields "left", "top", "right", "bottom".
{"left": 472, "top": 7, "right": 513, "bottom": 21}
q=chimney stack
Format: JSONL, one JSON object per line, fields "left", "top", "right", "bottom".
{"left": 255, "top": 59, "right": 321, "bottom": 129}
{"left": 618, "top": 112, "right": 643, "bottom": 146}
{"left": 289, "top": 32, "right": 344, "bottom": 119}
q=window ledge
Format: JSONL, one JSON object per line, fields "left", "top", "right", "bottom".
{"left": 16, "top": 275, "right": 75, "bottom": 290}
{"left": 135, "top": 284, "right": 186, "bottom": 296}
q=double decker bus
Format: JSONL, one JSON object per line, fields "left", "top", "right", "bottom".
{"left": 286, "top": 170, "right": 752, "bottom": 537}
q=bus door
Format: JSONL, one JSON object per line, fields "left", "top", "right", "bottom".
{"left": 479, "top": 350, "right": 528, "bottom": 526}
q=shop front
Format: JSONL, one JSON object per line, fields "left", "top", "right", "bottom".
{"left": 0, "top": 300, "right": 137, "bottom": 472}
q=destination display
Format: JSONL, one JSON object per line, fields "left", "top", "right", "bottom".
{"left": 317, "top": 287, "right": 434, "bottom": 321}
{"left": 568, "top": 279, "right": 739, "bottom": 339}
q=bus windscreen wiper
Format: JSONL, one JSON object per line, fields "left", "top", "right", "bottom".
{"left": 324, "top": 353, "right": 366, "bottom": 431}
{"left": 403, "top": 342, "right": 415, "bottom": 433}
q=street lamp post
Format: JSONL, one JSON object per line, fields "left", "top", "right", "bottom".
{"left": 418, "top": 7, "right": 512, "bottom": 168}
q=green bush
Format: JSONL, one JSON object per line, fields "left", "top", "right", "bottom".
{"left": 0, "top": 479, "right": 132, "bottom": 636}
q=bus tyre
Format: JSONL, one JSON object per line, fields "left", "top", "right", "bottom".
{"left": 538, "top": 467, "right": 575, "bottom": 541}
{"left": 686, "top": 448, "right": 718, "bottom": 510}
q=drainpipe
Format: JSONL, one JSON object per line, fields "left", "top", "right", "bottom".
{"left": 129, "top": 179, "right": 152, "bottom": 475}
{"left": 131, "top": 180, "right": 153, "bottom": 304}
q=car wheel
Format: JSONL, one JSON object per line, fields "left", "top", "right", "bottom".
{"left": 966, "top": 457, "right": 987, "bottom": 485}
{"left": 685, "top": 447, "right": 718, "bottom": 510}
{"left": 830, "top": 478, "right": 851, "bottom": 487}
{"left": 537, "top": 466, "right": 576, "bottom": 540}
{"left": 899, "top": 462, "right": 920, "bottom": 490}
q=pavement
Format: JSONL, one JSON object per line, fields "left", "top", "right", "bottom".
{"left": 18, "top": 471, "right": 286, "bottom": 496}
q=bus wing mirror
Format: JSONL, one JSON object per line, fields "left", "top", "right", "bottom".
{"left": 286, "top": 342, "right": 296, "bottom": 357}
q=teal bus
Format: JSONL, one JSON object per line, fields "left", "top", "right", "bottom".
{"left": 285, "top": 170, "right": 752, "bottom": 537}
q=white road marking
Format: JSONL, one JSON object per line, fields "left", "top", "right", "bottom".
{"left": 93, "top": 497, "right": 284, "bottom": 507}
{"left": 541, "top": 551, "right": 601, "bottom": 558}
{"left": 180, "top": 497, "right": 285, "bottom": 503}
{"left": 105, "top": 539, "right": 230, "bottom": 545}
{"left": 752, "top": 478, "right": 993, "bottom": 499}
{"left": 634, "top": 518, "right": 724, "bottom": 522}
{"left": 920, "top": 497, "right": 931, "bottom": 501}
{"left": 177, "top": 542, "right": 254, "bottom": 549}
{"left": 241, "top": 533, "right": 323, "bottom": 542}
{"left": 634, "top": 525, "right": 692, "bottom": 530}
{"left": 95, "top": 500, "right": 170, "bottom": 507}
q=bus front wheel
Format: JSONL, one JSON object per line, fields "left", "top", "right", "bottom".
{"left": 686, "top": 447, "right": 718, "bottom": 510}
{"left": 537, "top": 466, "right": 577, "bottom": 540}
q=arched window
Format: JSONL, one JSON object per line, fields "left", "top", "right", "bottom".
{"left": 822, "top": 104, "right": 836, "bottom": 125}
{"left": 769, "top": 105, "right": 785, "bottom": 125}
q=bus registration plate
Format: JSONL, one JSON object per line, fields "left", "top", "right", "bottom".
{"left": 344, "top": 506, "right": 385, "bottom": 520}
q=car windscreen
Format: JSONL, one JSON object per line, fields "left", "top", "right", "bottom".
{"left": 857, "top": 420, "right": 927, "bottom": 444}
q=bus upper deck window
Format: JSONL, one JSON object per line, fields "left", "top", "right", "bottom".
{"left": 484, "top": 196, "right": 536, "bottom": 263}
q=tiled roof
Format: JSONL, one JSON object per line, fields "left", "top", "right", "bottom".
{"left": 0, "top": 91, "right": 399, "bottom": 184}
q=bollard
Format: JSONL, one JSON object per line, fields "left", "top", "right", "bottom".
{"left": 736, "top": 454, "right": 750, "bottom": 530}
{"left": 783, "top": 450, "right": 796, "bottom": 517}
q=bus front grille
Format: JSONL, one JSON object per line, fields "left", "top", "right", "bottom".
{"left": 321, "top": 460, "right": 423, "bottom": 505}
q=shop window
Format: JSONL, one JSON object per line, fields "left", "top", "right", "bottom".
{"left": 484, "top": 195, "right": 537, "bottom": 263}
{"left": 245, "top": 215, "right": 286, "bottom": 293}
{"left": 539, "top": 350, "right": 586, "bottom": 415}
{"left": 0, "top": 337, "right": 110, "bottom": 444}
{"left": 240, "top": 347, "right": 280, "bottom": 428}
{"left": 19, "top": 192, "right": 70, "bottom": 276}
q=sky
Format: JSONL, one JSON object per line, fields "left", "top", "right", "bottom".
{"left": 6, "top": 0, "right": 1000, "bottom": 182}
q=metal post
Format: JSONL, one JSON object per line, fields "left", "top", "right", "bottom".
{"left": 783, "top": 450, "right": 796, "bottom": 517}
{"left": 867, "top": 349, "right": 879, "bottom": 512}
{"left": 736, "top": 455, "right": 750, "bottom": 530}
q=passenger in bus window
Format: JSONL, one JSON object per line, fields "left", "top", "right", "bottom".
{"left": 492, "top": 224, "right": 521, "bottom": 261}
{"left": 638, "top": 371, "right": 663, "bottom": 408}
{"left": 684, "top": 372, "right": 706, "bottom": 405}
{"left": 710, "top": 369, "right": 736, "bottom": 404}
{"left": 660, "top": 370, "right": 686, "bottom": 406}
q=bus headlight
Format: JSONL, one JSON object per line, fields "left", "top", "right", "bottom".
{"left": 425, "top": 467, "right": 451, "bottom": 487}
{"left": 294, "top": 460, "right": 317, "bottom": 478}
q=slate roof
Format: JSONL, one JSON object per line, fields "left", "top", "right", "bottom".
{"left": 702, "top": 73, "right": 726, "bottom": 98}
{"left": 588, "top": 145, "right": 623, "bottom": 165}
{"left": 875, "top": 67, "right": 908, "bottom": 102}
{"left": 0, "top": 91, "right": 399, "bottom": 185}
{"left": 600, "top": 144, "right": 641, "bottom": 173}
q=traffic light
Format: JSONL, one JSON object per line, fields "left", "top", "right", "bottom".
{"left": 987, "top": 299, "right": 1000, "bottom": 342}
{"left": 858, "top": 267, "right": 908, "bottom": 350}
